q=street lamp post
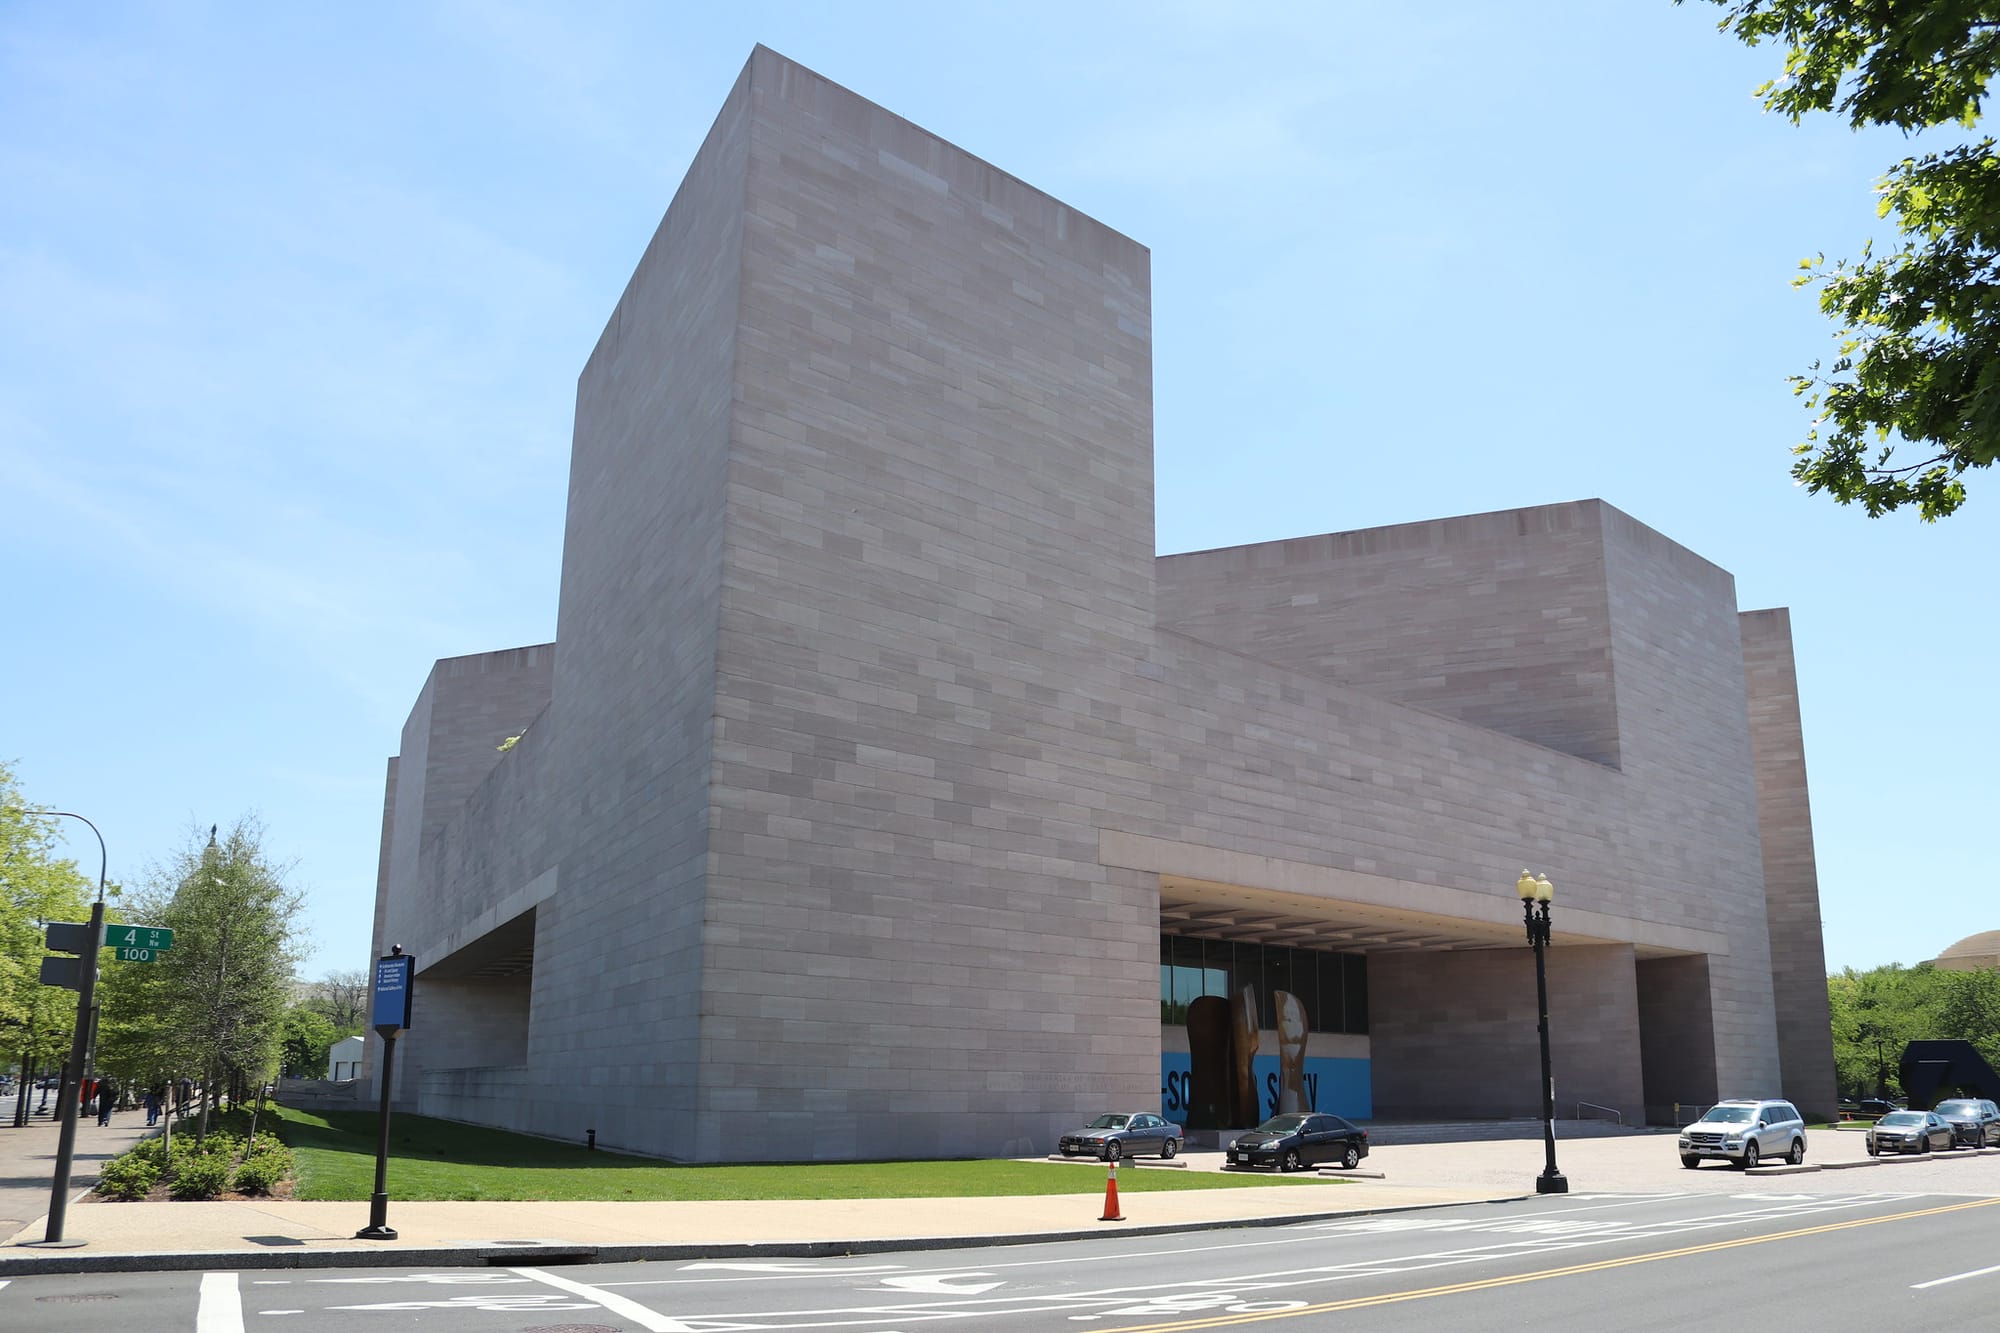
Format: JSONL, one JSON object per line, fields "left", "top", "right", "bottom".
{"left": 1518, "top": 870, "right": 1568, "bottom": 1195}
{"left": 23, "top": 811, "right": 109, "bottom": 1247}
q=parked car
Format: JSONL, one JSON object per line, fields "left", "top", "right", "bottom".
{"left": 1931, "top": 1098, "right": 2000, "bottom": 1148}
{"left": 1058, "top": 1112, "right": 1182, "bottom": 1161}
{"left": 1867, "top": 1110, "right": 1956, "bottom": 1155}
{"left": 1224, "top": 1113, "right": 1369, "bottom": 1172}
{"left": 1678, "top": 1098, "right": 1807, "bottom": 1169}
{"left": 1854, "top": 1098, "right": 1902, "bottom": 1117}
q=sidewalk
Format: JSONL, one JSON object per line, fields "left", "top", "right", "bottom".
{"left": 0, "top": 1104, "right": 157, "bottom": 1242}
{"left": 2, "top": 1121, "right": 1990, "bottom": 1277}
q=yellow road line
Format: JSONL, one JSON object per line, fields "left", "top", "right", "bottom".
{"left": 1105, "top": 1196, "right": 2000, "bottom": 1332}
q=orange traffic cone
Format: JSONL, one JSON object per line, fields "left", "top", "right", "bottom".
{"left": 1099, "top": 1159, "right": 1124, "bottom": 1222}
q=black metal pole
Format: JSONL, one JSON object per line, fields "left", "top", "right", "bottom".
{"left": 34, "top": 895, "right": 104, "bottom": 1247}
{"left": 1528, "top": 898, "right": 1567, "bottom": 1194}
{"left": 356, "top": 1032, "right": 399, "bottom": 1239}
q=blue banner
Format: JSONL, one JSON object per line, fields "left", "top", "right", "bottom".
{"left": 1161, "top": 1053, "right": 1371, "bottom": 1124}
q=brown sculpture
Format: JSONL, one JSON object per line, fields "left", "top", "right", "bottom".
{"left": 1231, "top": 984, "right": 1261, "bottom": 1125}
{"left": 1274, "top": 989, "right": 1309, "bottom": 1113}
{"left": 1183, "top": 995, "right": 1233, "bottom": 1130}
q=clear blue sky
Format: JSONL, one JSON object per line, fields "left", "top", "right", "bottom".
{"left": 3, "top": 2, "right": 1990, "bottom": 979}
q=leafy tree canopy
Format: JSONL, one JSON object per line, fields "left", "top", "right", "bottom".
{"left": 1697, "top": 0, "right": 2000, "bottom": 519}
{"left": 1827, "top": 960, "right": 2000, "bottom": 1098}
{"left": 278, "top": 1005, "right": 339, "bottom": 1079}
{"left": 299, "top": 968, "right": 368, "bottom": 1033}
{"left": 0, "top": 761, "right": 91, "bottom": 1069}
{"left": 96, "top": 818, "right": 305, "bottom": 1117}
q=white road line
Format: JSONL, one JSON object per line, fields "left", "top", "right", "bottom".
{"left": 1914, "top": 1261, "right": 2000, "bottom": 1289}
{"left": 197, "top": 1272, "right": 244, "bottom": 1333}
{"left": 514, "top": 1266, "right": 699, "bottom": 1331}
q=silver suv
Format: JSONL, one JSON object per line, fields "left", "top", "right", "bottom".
{"left": 1678, "top": 1098, "right": 1806, "bottom": 1169}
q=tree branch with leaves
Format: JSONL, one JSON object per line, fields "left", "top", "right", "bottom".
{"left": 1696, "top": 0, "right": 2000, "bottom": 518}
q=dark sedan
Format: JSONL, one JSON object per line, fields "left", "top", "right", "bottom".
{"left": 1866, "top": 1110, "right": 1955, "bottom": 1155}
{"left": 1933, "top": 1098, "right": 2000, "bottom": 1148}
{"left": 1058, "top": 1112, "right": 1182, "bottom": 1161}
{"left": 1224, "top": 1113, "right": 1368, "bottom": 1172}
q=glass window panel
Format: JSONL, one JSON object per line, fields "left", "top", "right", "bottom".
{"left": 1344, "top": 952, "right": 1369, "bottom": 1033}
{"left": 1203, "top": 938, "right": 1235, "bottom": 998}
{"left": 1262, "top": 947, "right": 1292, "bottom": 1030}
{"left": 1285, "top": 947, "right": 1315, "bottom": 1032}
{"left": 1318, "top": 953, "right": 1344, "bottom": 1033}
{"left": 1174, "top": 965, "right": 1201, "bottom": 1015}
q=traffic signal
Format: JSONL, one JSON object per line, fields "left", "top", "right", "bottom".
{"left": 38, "top": 920, "right": 101, "bottom": 991}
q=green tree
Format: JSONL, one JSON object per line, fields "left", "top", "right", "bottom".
{"left": 96, "top": 818, "right": 305, "bottom": 1137}
{"left": 1695, "top": 1, "right": 2000, "bottom": 519}
{"left": 0, "top": 763, "right": 91, "bottom": 1106}
{"left": 1828, "top": 964, "right": 1925, "bottom": 1098}
{"left": 278, "top": 1005, "right": 338, "bottom": 1078}
{"left": 299, "top": 968, "right": 368, "bottom": 1033}
{"left": 1926, "top": 966, "right": 2000, "bottom": 1066}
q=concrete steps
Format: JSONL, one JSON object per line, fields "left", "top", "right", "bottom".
{"left": 1187, "top": 1118, "right": 1659, "bottom": 1150}
{"left": 1359, "top": 1118, "right": 1660, "bottom": 1146}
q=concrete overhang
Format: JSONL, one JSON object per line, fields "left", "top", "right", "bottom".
{"left": 1102, "top": 830, "right": 1728, "bottom": 959}
{"left": 412, "top": 866, "right": 557, "bottom": 979}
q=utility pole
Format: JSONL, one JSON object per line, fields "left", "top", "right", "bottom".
{"left": 22, "top": 811, "right": 108, "bottom": 1249}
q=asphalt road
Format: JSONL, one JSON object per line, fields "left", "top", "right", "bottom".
{"left": 8, "top": 1187, "right": 2000, "bottom": 1330}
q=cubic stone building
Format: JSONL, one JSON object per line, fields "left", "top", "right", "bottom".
{"left": 371, "top": 47, "right": 1836, "bottom": 1161}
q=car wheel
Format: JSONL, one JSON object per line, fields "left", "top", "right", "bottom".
{"left": 1681, "top": 1155, "right": 1701, "bottom": 1168}
{"left": 1342, "top": 1144, "right": 1361, "bottom": 1170}
{"left": 1281, "top": 1148, "right": 1301, "bottom": 1173}
{"left": 1920, "top": 1136, "right": 1931, "bottom": 1154}
{"left": 1740, "top": 1142, "right": 1759, "bottom": 1170}
{"left": 1104, "top": 1140, "right": 1122, "bottom": 1163}
{"left": 1787, "top": 1138, "right": 1805, "bottom": 1166}
{"left": 1161, "top": 1137, "right": 1178, "bottom": 1160}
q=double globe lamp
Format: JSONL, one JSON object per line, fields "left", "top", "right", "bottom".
{"left": 1518, "top": 869, "right": 1567, "bottom": 1194}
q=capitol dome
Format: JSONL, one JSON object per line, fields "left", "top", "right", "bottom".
{"left": 1934, "top": 932, "right": 2000, "bottom": 972}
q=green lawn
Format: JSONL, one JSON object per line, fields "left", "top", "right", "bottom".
{"left": 271, "top": 1105, "right": 1329, "bottom": 1202}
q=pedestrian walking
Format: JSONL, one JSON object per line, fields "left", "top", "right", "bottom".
{"left": 144, "top": 1088, "right": 160, "bottom": 1126}
{"left": 96, "top": 1080, "right": 115, "bottom": 1126}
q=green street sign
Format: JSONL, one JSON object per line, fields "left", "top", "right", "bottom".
{"left": 106, "top": 925, "right": 173, "bottom": 951}
{"left": 113, "top": 947, "right": 162, "bottom": 963}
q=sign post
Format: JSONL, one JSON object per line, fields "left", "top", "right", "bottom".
{"left": 28, "top": 905, "right": 103, "bottom": 1248}
{"left": 356, "top": 947, "right": 414, "bottom": 1241}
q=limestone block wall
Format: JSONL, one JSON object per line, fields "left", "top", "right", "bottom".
{"left": 1740, "top": 607, "right": 1836, "bottom": 1115}
{"left": 370, "top": 63, "right": 756, "bottom": 1157}
{"left": 692, "top": 49, "right": 1161, "bottom": 1161}
{"left": 1598, "top": 508, "right": 1778, "bottom": 1099}
{"left": 370, "top": 47, "right": 1819, "bottom": 1159}
{"left": 377, "top": 645, "right": 553, "bottom": 963}
{"left": 1123, "top": 508, "right": 1787, "bottom": 1117}
{"left": 1637, "top": 953, "right": 1718, "bottom": 1118}
{"left": 1156, "top": 503, "right": 1622, "bottom": 766}
{"left": 1369, "top": 944, "right": 1644, "bottom": 1121}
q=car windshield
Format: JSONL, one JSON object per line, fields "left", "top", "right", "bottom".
{"left": 1699, "top": 1106, "right": 1753, "bottom": 1124}
{"left": 1879, "top": 1111, "right": 1924, "bottom": 1126}
{"left": 1255, "top": 1115, "right": 1311, "bottom": 1132}
{"left": 1086, "top": 1115, "right": 1130, "bottom": 1129}
{"left": 1937, "top": 1101, "right": 1980, "bottom": 1116}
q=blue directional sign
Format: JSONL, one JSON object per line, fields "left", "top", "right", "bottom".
{"left": 372, "top": 953, "right": 415, "bottom": 1036}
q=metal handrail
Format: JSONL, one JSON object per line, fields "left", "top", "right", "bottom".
{"left": 1576, "top": 1101, "right": 1623, "bottom": 1125}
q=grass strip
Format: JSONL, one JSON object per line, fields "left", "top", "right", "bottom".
{"left": 272, "top": 1105, "right": 1332, "bottom": 1202}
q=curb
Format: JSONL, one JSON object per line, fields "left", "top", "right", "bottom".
{"left": 0, "top": 1194, "right": 1527, "bottom": 1278}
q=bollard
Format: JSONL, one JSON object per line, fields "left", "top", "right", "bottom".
{"left": 1098, "top": 1158, "right": 1124, "bottom": 1222}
